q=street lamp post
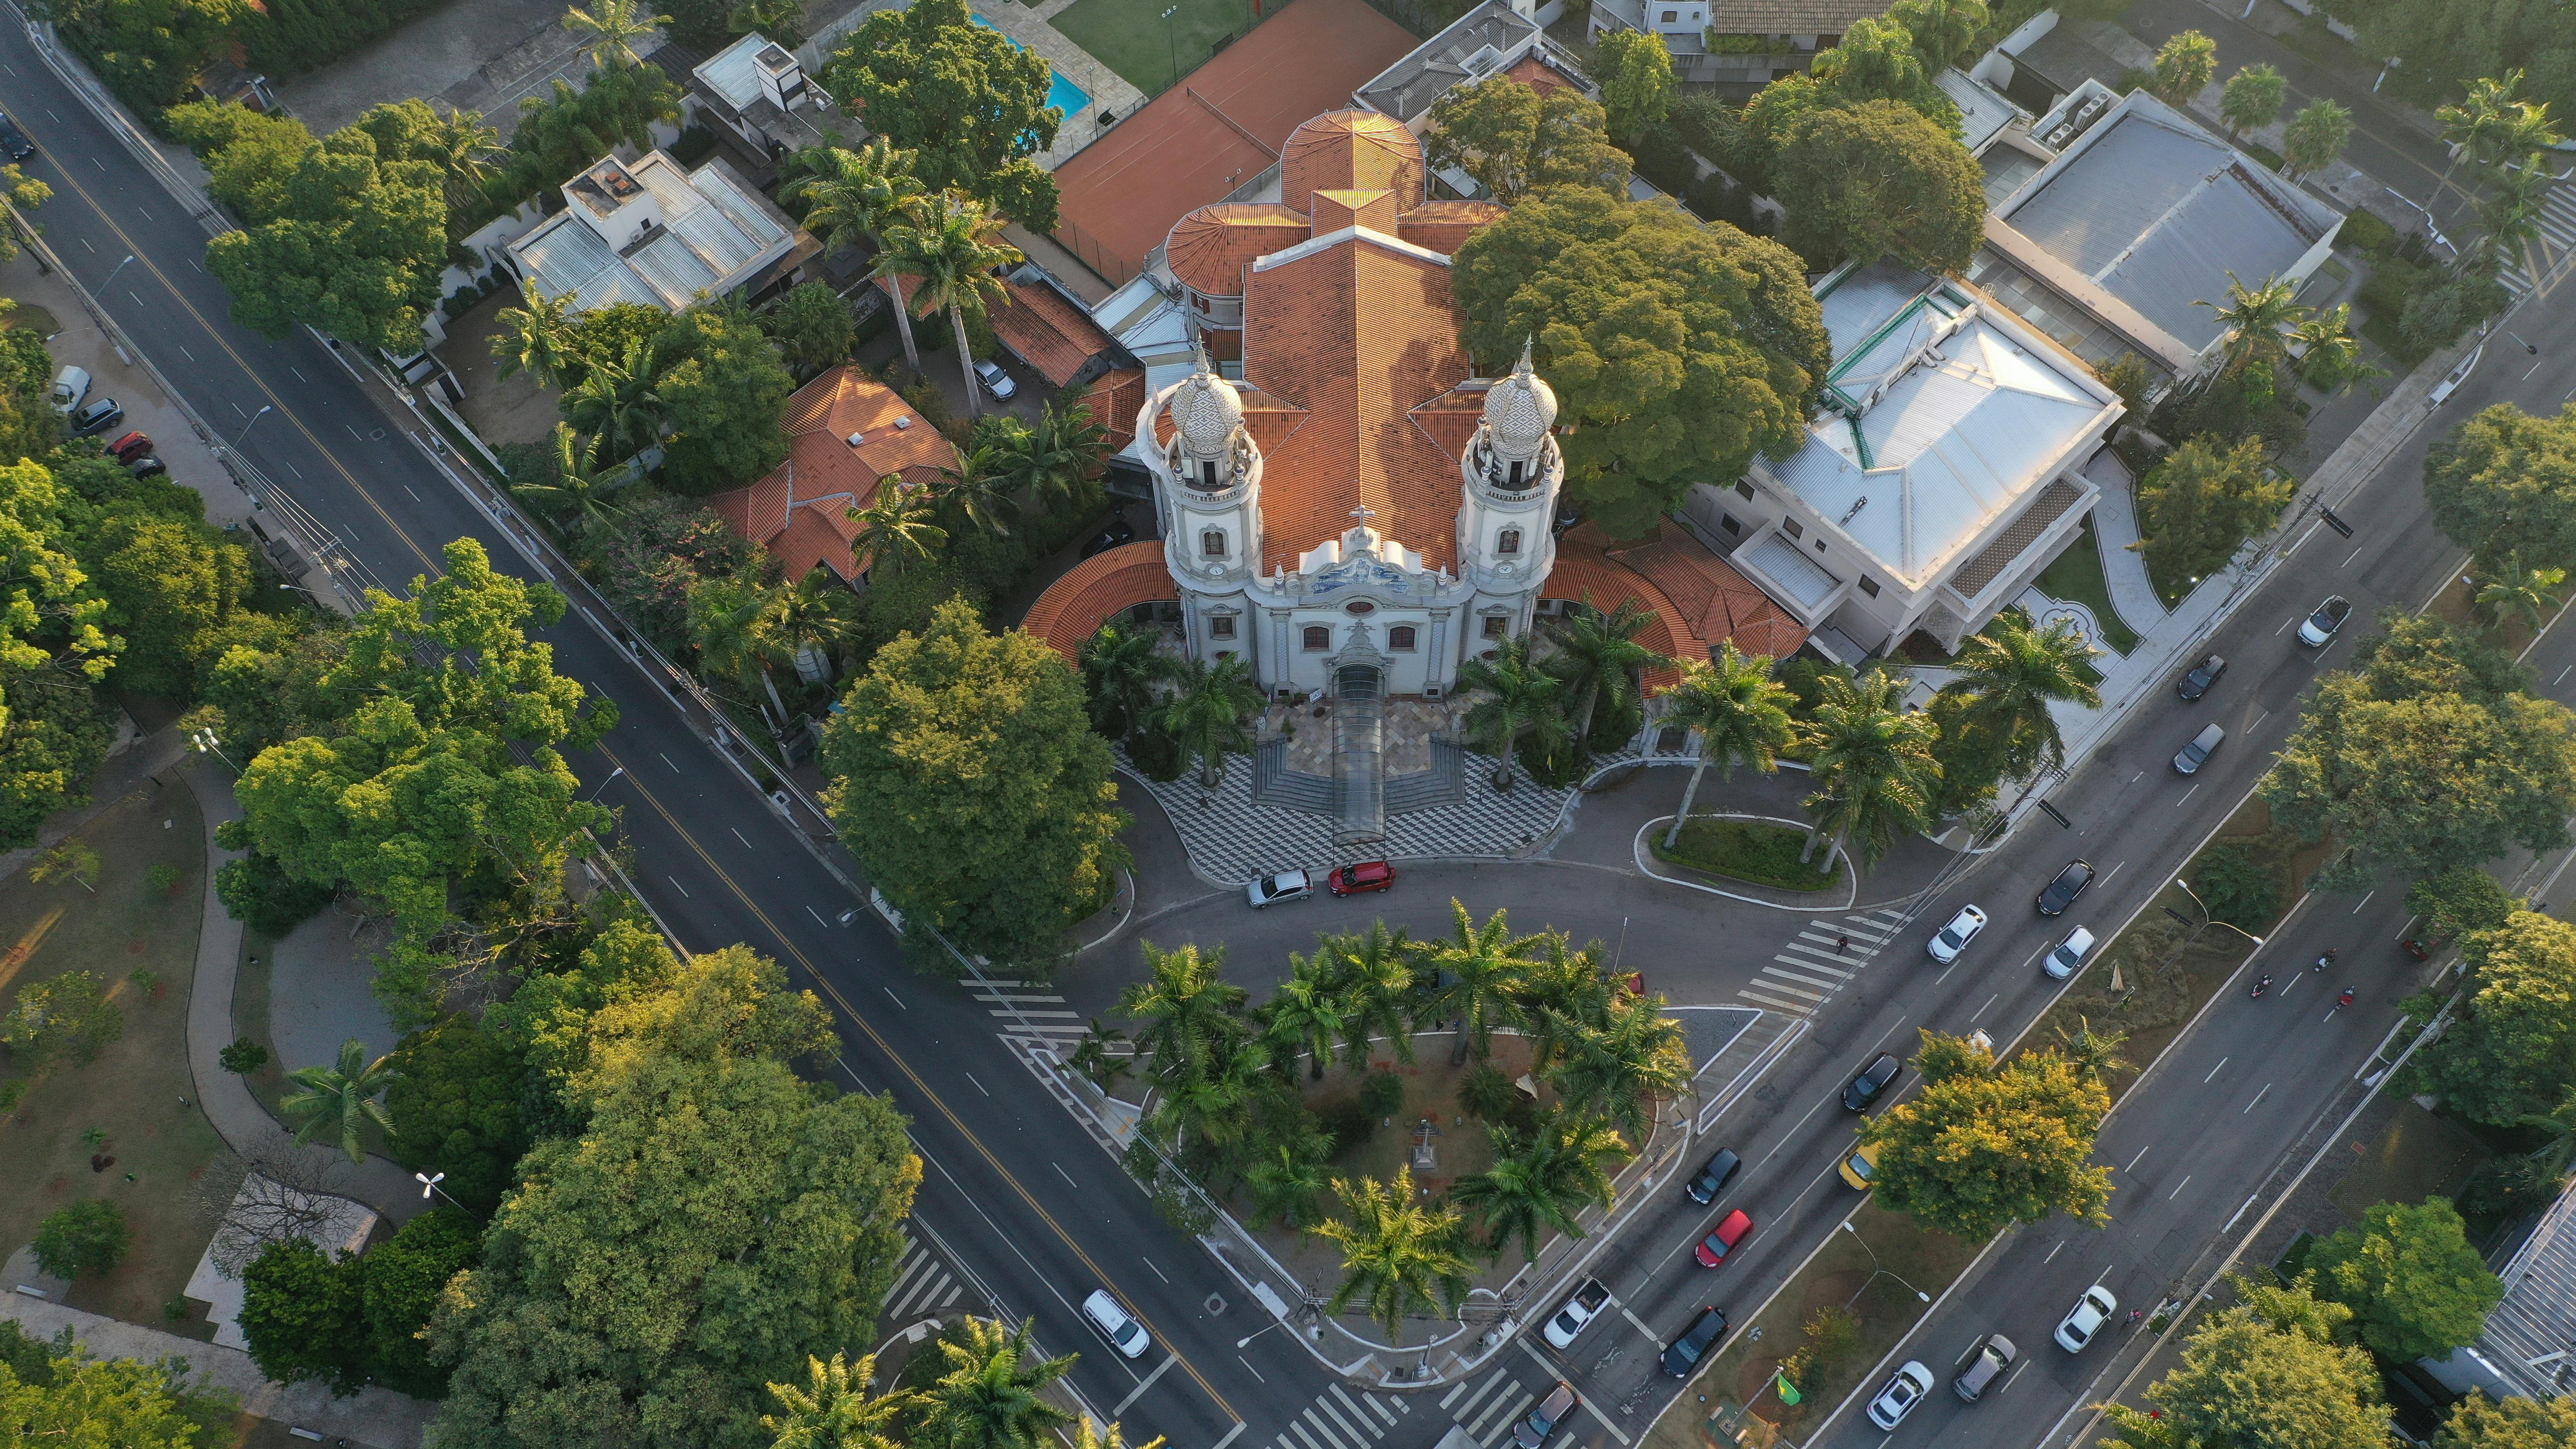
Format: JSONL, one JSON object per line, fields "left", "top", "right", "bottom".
{"left": 234, "top": 404, "right": 274, "bottom": 448}
{"left": 1163, "top": 5, "right": 1180, "bottom": 91}
{"left": 1841, "top": 1220, "right": 1932, "bottom": 1309}
{"left": 581, "top": 765, "right": 625, "bottom": 802}
{"left": 415, "top": 1171, "right": 478, "bottom": 1217}
{"left": 187, "top": 727, "right": 236, "bottom": 771}
{"left": 100, "top": 254, "right": 136, "bottom": 291}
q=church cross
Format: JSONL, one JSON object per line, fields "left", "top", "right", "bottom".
{"left": 1350, "top": 504, "right": 1377, "bottom": 526}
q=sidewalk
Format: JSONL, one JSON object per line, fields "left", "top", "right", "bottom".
{"left": 0, "top": 1292, "right": 435, "bottom": 1449}
{"left": 2084, "top": 448, "right": 2169, "bottom": 639}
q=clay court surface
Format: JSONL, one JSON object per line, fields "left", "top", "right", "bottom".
{"left": 1047, "top": 0, "right": 1418, "bottom": 287}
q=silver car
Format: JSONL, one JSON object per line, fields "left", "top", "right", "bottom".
{"left": 1954, "top": 1333, "right": 2016, "bottom": 1401}
{"left": 1867, "top": 1361, "right": 1935, "bottom": 1429}
{"left": 1246, "top": 869, "right": 1312, "bottom": 908}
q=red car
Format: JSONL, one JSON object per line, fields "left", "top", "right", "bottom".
{"left": 1327, "top": 860, "right": 1396, "bottom": 896}
{"left": 1693, "top": 1209, "right": 1753, "bottom": 1267}
{"left": 105, "top": 430, "right": 152, "bottom": 464}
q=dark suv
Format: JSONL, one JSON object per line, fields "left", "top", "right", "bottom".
{"left": 2037, "top": 859, "right": 2095, "bottom": 916}
{"left": 2175, "top": 654, "right": 2226, "bottom": 701}
{"left": 1842, "top": 1052, "right": 1901, "bottom": 1111}
{"left": 1684, "top": 1148, "right": 1740, "bottom": 1205}
{"left": 0, "top": 111, "right": 32, "bottom": 162}
{"left": 1661, "top": 1307, "right": 1727, "bottom": 1377}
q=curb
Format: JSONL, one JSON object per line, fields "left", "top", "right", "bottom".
{"left": 1632, "top": 814, "right": 1859, "bottom": 912}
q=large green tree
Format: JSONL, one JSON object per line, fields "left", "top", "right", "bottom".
{"left": 1312, "top": 1167, "right": 1473, "bottom": 1345}
{"left": 653, "top": 298, "right": 794, "bottom": 496}
{"left": 2418, "top": 910, "right": 2576, "bottom": 1125}
{"left": 1423, "top": 77, "right": 1631, "bottom": 205}
{"left": 2328, "top": 3, "right": 2576, "bottom": 121}
{"left": 1594, "top": 29, "right": 1675, "bottom": 147}
{"left": 1451, "top": 185, "right": 1829, "bottom": 535}
{"left": 821, "top": 0, "right": 1061, "bottom": 230}
{"left": 2306, "top": 1197, "right": 2503, "bottom": 1361}
{"left": 2132, "top": 435, "right": 2292, "bottom": 595}
{"left": 1860, "top": 1031, "right": 2112, "bottom": 1239}
{"left": 240, "top": 1237, "right": 368, "bottom": 1394}
{"left": 1654, "top": 643, "right": 1795, "bottom": 850}
{"left": 384, "top": 1014, "right": 531, "bottom": 1215}
{"left": 46, "top": 0, "right": 254, "bottom": 114}
{"left": 2426, "top": 403, "right": 2576, "bottom": 575}
{"left": 0, "top": 1324, "right": 237, "bottom": 1446}
{"left": 2439, "top": 1394, "right": 2576, "bottom": 1449}
{"left": 819, "top": 600, "right": 1128, "bottom": 967}
{"left": 1775, "top": 100, "right": 1986, "bottom": 275}
{"left": 2101, "top": 1278, "right": 2388, "bottom": 1449}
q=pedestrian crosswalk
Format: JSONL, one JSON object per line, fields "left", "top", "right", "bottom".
{"left": 1438, "top": 1364, "right": 1560, "bottom": 1449}
{"left": 879, "top": 1231, "right": 968, "bottom": 1324}
{"left": 1733, "top": 908, "right": 1906, "bottom": 1018}
{"left": 2498, "top": 174, "right": 2576, "bottom": 298}
{"left": 974, "top": 978, "right": 1092, "bottom": 1050}
{"left": 1262, "top": 1382, "right": 1413, "bottom": 1449}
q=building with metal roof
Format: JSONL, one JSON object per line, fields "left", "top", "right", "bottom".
{"left": 502, "top": 151, "right": 810, "bottom": 315}
{"left": 1352, "top": 0, "right": 1593, "bottom": 130}
{"left": 2427, "top": 1179, "right": 2576, "bottom": 1402}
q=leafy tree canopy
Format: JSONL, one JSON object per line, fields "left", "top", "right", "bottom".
{"left": 2407, "top": 867, "right": 2524, "bottom": 942}
{"left": 1775, "top": 98, "right": 1986, "bottom": 275}
{"left": 822, "top": 0, "right": 1061, "bottom": 229}
{"left": 1859, "top": 1031, "right": 2112, "bottom": 1239}
{"left": 652, "top": 298, "right": 794, "bottom": 496}
{"left": 2418, "top": 910, "right": 2576, "bottom": 1125}
{"left": 1423, "top": 77, "right": 1632, "bottom": 205}
{"left": 1594, "top": 29, "right": 1675, "bottom": 146}
{"left": 385, "top": 1014, "right": 531, "bottom": 1216}
{"left": 2426, "top": 402, "right": 2576, "bottom": 575}
{"left": 2130, "top": 435, "right": 2290, "bottom": 596}
{"left": 2307, "top": 1196, "right": 2503, "bottom": 1360}
{"left": 0, "top": 1325, "right": 237, "bottom": 1446}
{"left": 2326, "top": 0, "right": 2576, "bottom": 119}
{"left": 2439, "top": 1393, "right": 2576, "bottom": 1449}
{"left": 2103, "top": 1277, "right": 2389, "bottom": 1449}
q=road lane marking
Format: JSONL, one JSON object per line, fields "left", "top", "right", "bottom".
{"left": 2168, "top": 1174, "right": 2193, "bottom": 1199}
{"left": 962, "top": 1071, "right": 985, "bottom": 1095}
{"left": 666, "top": 876, "right": 689, "bottom": 897}
{"left": 1140, "top": 1255, "right": 1169, "bottom": 1284}
{"left": 807, "top": 906, "right": 829, "bottom": 926}
{"left": 2000, "top": 1358, "right": 2031, "bottom": 1394}
{"left": 2343, "top": 544, "right": 2365, "bottom": 568}
{"left": 1969, "top": 992, "right": 1997, "bottom": 1023}
{"left": 2177, "top": 783, "right": 2200, "bottom": 806}
{"left": 882, "top": 988, "right": 906, "bottom": 1010}
{"left": 1212, "top": 1424, "right": 1248, "bottom": 1449}
{"left": 2245, "top": 1083, "right": 2272, "bottom": 1113}
{"left": 1737, "top": 987, "right": 1813, "bottom": 1014}
{"left": 1445, "top": 1368, "right": 1507, "bottom": 1413}
{"left": 1623, "top": 1305, "right": 1659, "bottom": 1340}
{"left": 2125, "top": 1144, "right": 2151, "bottom": 1171}
{"left": 1111, "top": 1354, "right": 1177, "bottom": 1416}
{"left": 732, "top": 826, "right": 753, "bottom": 849}
{"left": 2043, "top": 1240, "right": 2064, "bottom": 1264}
{"left": 2351, "top": 890, "right": 2376, "bottom": 913}
{"left": 2103, "top": 860, "right": 2125, "bottom": 885}
{"left": 1286, "top": 1416, "right": 1330, "bottom": 1449}
{"left": 1363, "top": 1393, "right": 1400, "bottom": 1424}
{"left": 2205, "top": 1057, "right": 2229, "bottom": 1082}
{"left": 1316, "top": 1393, "right": 1370, "bottom": 1445}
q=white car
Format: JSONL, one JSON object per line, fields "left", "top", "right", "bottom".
{"left": 1543, "top": 1278, "right": 1611, "bottom": 1350}
{"left": 1866, "top": 1361, "right": 1935, "bottom": 1429}
{"left": 2055, "top": 1285, "right": 2118, "bottom": 1352}
{"left": 1082, "top": 1289, "right": 1151, "bottom": 1359}
{"left": 974, "top": 358, "right": 1019, "bottom": 402}
{"left": 1927, "top": 905, "right": 1988, "bottom": 964}
{"left": 2044, "top": 927, "right": 2096, "bottom": 981}
{"left": 1247, "top": 869, "right": 1312, "bottom": 908}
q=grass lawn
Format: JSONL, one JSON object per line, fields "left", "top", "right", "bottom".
{"left": 0, "top": 783, "right": 227, "bottom": 1337}
{"left": 1051, "top": 0, "right": 1265, "bottom": 95}
{"left": 2327, "top": 1101, "right": 2488, "bottom": 1221}
{"left": 2033, "top": 515, "right": 2145, "bottom": 654}
{"left": 0, "top": 301, "right": 61, "bottom": 335}
{"left": 1651, "top": 817, "right": 1841, "bottom": 893}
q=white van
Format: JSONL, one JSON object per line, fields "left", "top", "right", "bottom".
{"left": 50, "top": 365, "right": 90, "bottom": 413}
{"left": 1081, "top": 1289, "right": 1150, "bottom": 1359}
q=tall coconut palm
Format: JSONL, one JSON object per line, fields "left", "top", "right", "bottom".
{"left": 1151, "top": 1043, "right": 1264, "bottom": 1151}
{"left": 1544, "top": 596, "right": 1673, "bottom": 747}
{"left": 1118, "top": 940, "right": 1248, "bottom": 1086}
{"left": 1311, "top": 1167, "right": 1473, "bottom": 1345}
{"left": 998, "top": 401, "right": 1111, "bottom": 514}
{"left": 1160, "top": 654, "right": 1264, "bottom": 788}
{"left": 515, "top": 424, "right": 626, "bottom": 535}
{"left": 1079, "top": 621, "right": 1171, "bottom": 741}
{"left": 688, "top": 572, "right": 794, "bottom": 720}
{"left": 1450, "top": 1108, "right": 1627, "bottom": 1262}
{"left": 1326, "top": 921, "right": 1419, "bottom": 1068}
{"left": 937, "top": 443, "right": 1019, "bottom": 538}
{"left": 917, "top": 1318, "right": 1074, "bottom": 1449}
{"left": 1244, "top": 1122, "right": 1335, "bottom": 1228}
{"left": 562, "top": 0, "right": 669, "bottom": 68}
{"left": 1421, "top": 899, "right": 1527, "bottom": 1062}
{"left": 1937, "top": 607, "right": 2101, "bottom": 776}
{"left": 1514, "top": 932, "right": 1615, "bottom": 1072}
{"left": 2288, "top": 303, "right": 2377, "bottom": 395}
{"left": 2196, "top": 272, "right": 2307, "bottom": 377}
{"left": 2217, "top": 64, "right": 2286, "bottom": 140}
{"left": 1067, "top": 1020, "right": 1134, "bottom": 1095}
{"left": 2280, "top": 97, "right": 2352, "bottom": 181}
{"left": 491, "top": 277, "right": 580, "bottom": 390}
{"left": 1545, "top": 994, "right": 1690, "bottom": 1144}
{"left": 775, "top": 565, "right": 862, "bottom": 677}
{"left": 848, "top": 479, "right": 949, "bottom": 577}
{"left": 884, "top": 191, "right": 1022, "bottom": 420}
{"left": 1800, "top": 669, "right": 1940, "bottom": 874}
{"left": 762, "top": 1351, "right": 913, "bottom": 1449}
{"left": 2437, "top": 75, "right": 2520, "bottom": 197}
{"left": 1654, "top": 642, "right": 1796, "bottom": 850}
{"left": 2518, "top": 1086, "right": 2576, "bottom": 1181}
{"left": 280, "top": 1038, "right": 395, "bottom": 1164}
{"left": 2478, "top": 552, "right": 2568, "bottom": 632}
{"left": 2474, "top": 158, "right": 2556, "bottom": 273}
{"left": 1260, "top": 950, "right": 1350, "bottom": 1081}
{"left": 785, "top": 140, "right": 931, "bottom": 374}
{"left": 1457, "top": 633, "right": 1570, "bottom": 790}
{"left": 560, "top": 336, "right": 665, "bottom": 460}
{"left": 427, "top": 106, "right": 502, "bottom": 215}
{"left": 2052, "top": 1017, "right": 2131, "bottom": 1083}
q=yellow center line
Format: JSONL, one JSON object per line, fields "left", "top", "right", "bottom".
{"left": 596, "top": 740, "right": 1242, "bottom": 1424}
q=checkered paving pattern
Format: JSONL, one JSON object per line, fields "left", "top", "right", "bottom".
{"left": 1123, "top": 747, "right": 1621, "bottom": 885}
{"left": 1733, "top": 907, "right": 1908, "bottom": 1017}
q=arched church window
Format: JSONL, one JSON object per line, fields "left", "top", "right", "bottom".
{"left": 1497, "top": 528, "right": 1522, "bottom": 555}
{"left": 1303, "top": 626, "right": 1331, "bottom": 651}
{"left": 1389, "top": 626, "right": 1417, "bottom": 651}
{"left": 1201, "top": 530, "right": 1227, "bottom": 557}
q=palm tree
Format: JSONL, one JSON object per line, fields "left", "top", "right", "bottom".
{"left": 1160, "top": 654, "right": 1264, "bottom": 788}
{"left": 917, "top": 1318, "right": 1074, "bottom": 1449}
{"left": 1654, "top": 642, "right": 1795, "bottom": 851}
{"left": 2437, "top": 74, "right": 2520, "bottom": 197}
{"left": 688, "top": 572, "right": 794, "bottom": 720}
{"left": 1937, "top": 607, "right": 2101, "bottom": 776}
{"left": 1151, "top": 1044, "right": 1264, "bottom": 1151}
{"left": 515, "top": 424, "right": 627, "bottom": 535}
{"left": 2197, "top": 272, "right": 2307, "bottom": 377}
{"left": 1451, "top": 1109, "right": 1626, "bottom": 1262}
{"left": 2288, "top": 304, "right": 2378, "bottom": 395}
{"left": 775, "top": 566, "right": 862, "bottom": 678}
{"left": 883, "top": 191, "right": 1021, "bottom": 420}
{"left": 1544, "top": 596, "right": 1672, "bottom": 747}
{"left": 848, "top": 479, "right": 949, "bottom": 576}
{"left": 562, "top": 0, "right": 669, "bottom": 68}
{"left": 280, "top": 1038, "right": 395, "bottom": 1163}
{"left": 491, "top": 277, "right": 580, "bottom": 390}
{"left": 1545, "top": 993, "right": 1690, "bottom": 1143}
{"left": 1244, "top": 1124, "right": 1334, "bottom": 1228}
{"left": 2478, "top": 552, "right": 2569, "bottom": 632}
{"left": 1514, "top": 932, "right": 1615, "bottom": 1072}
{"left": 1067, "top": 1020, "right": 1134, "bottom": 1094}
{"left": 727, "top": 0, "right": 803, "bottom": 44}
{"left": 786, "top": 140, "right": 932, "bottom": 373}
{"left": 2217, "top": 64, "right": 2286, "bottom": 140}
{"left": 2280, "top": 97, "right": 2352, "bottom": 181}
{"left": 1118, "top": 940, "right": 1248, "bottom": 1086}
{"left": 993, "top": 402, "right": 1111, "bottom": 515}
{"left": 2052, "top": 1016, "right": 2130, "bottom": 1083}
{"left": 762, "top": 1351, "right": 913, "bottom": 1449}
{"left": 1079, "top": 621, "right": 1171, "bottom": 741}
{"left": 1801, "top": 669, "right": 1941, "bottom": 875}
{"left": 2474, "top": 158, "right": 2556, "bottom": 273}
{"left": 1311, "top": 1167, "right": 1472, "bottom": 1345}
{"left": 1421, "top": 900, "right": 1527, "bottom": 1062}
{"left": 1260, "top": 950, "right": 1349, "bottom": 1081}
{"left": 426, "top": 106, "right": 502, "bottom": 215}
{"left": 2517, "top": 1086, "right": 2576, "bottom": 1181}
{"left": 938, "top": 443, "right": 1020, "bottom": 538}
{"left": 1457, "top": 633, "right": 1570, "bottom": 790}
{"left": 1326, "top": 921, "right": 1419, "bottom": 1069}
{"left": 560, "top": 336, "right": 665, "bottom": 459}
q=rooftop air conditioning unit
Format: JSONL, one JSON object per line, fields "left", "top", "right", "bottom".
{"left": 894, "top": 415, "right": 913, "bottom": 429}
{"left": 846, "top": 432, "right": 865, "bottom": 447}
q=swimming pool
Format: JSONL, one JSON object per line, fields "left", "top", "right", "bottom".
{"left": 970, "top": 15, "right": 1093, "bottom": 119}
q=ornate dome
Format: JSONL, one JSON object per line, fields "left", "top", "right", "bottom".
{"left": 1172, "top": 345, "right": 1244, "bottom": 459}
{"left": 1484, "top": 343, "right": 1558, "bottom": 460}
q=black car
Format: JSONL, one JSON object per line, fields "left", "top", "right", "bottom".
{"left": 2175, "top": 654, "right": 2227, "bottom": 701}
{"left": 1661, "top": 1306, "right": 1727, "bottom": 1377}
{"left": 1842, "top": 1052, "right": 1900, "bottom": 1111}
{"left": 1684, "top": 1148, "right": 1740, "bottom": 1205}
{"left": 1080, "top": 516, "right": 1136, "bottom": 558}
{"left": 0, "top": 111, "right": 31, "bottom": 162}
{"left": 2037, "top": 859, "right": 2095, "bottom": 916}
{"left": 70, "top": 398, "right": 124, "bottom": 437}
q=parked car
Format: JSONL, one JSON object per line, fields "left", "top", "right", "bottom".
{"left": 1246, "top": 870, "right": 1312, "bottom": 908}
{"left": 1514, "top": 1381, "right": 1578, "bottom": 1449}
{"left": 2043, "top": 926, "right": 2097, "bottom": 981}
{"left": 1953, "top": 1334, "right": 2017, "bottom": 1401}
{"left": 1927, "top": 904, "right": 1987, "bottom": 963}
{"left": 2037, "top": 859, "right": 2096, "bottom": 916}
{"left": 0, "top": 110, "right": 31, "bottom": 161}
{"left": 1327, "top": 860, "right": 1396, "bottom": 896}
{"left": 1838, "top": 1139, "right": 1881, "bottom": 1190}
{"left": 2298, "top": 595, "right": 2353, "bottom": 647}
{"left": 1692, "top": 1210, "right": 1753, "bottom": 1267}
{"left": 2055, "top": 1285, "right": 2118, "bottom": 1352}
{"left": 1542, "top": 1278, "right": 1611, "bottom": 1350}
{"left": 1080, "top": 1289, "right": 1151, "bottom": 1359}
{"left": 70, "top": 398, "right": 124, "bottom": 437}
{"left": 2175, "top": 654, "right": 2227, "bottom": 701}
{"left": 973, "top": 358, "right": 1018, "bottom": 402}
{"left": 105, "top": 430, "right": 153, "bottom": 464}
{"left": 2173, "top": 723, "right": 2225, "bottom": 775}
{"left": 1866, "top": 1362, "right": 1935, "bottom": 1429}
{"left": 1683, "top": 1148, "right": 1740, "bottom": 1205}
{"left": 1660, "top": 1307, "right": 1726, "bottom": 1377}
{"left": 50, "top": 365, "right": 89, "bottom": 413}
{"left": 1842, "top": 1052, "right": 1901, "bottom": 1111}
{"left": 1080, "top": 515, "right": 1136, "bottom": 558}
{"left": 127, "top": 454, "right": 167, "bottom": 479}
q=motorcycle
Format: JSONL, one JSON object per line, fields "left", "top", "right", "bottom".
{"left": 2251, "top": 974, "right": 2273, "bottom": 998}
{"left": 2338, "top": 988, "right": 2357, "bottom": 1009}
{"left": 2404, "top": 938, "right": 2431, "bottom": 960}
{"left": 2313, "top": 948, "right": 2337, "bottom": 972}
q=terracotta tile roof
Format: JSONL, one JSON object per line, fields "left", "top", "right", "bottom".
{"left": 1504, "top": 54, "right": 1581, "bottom": 93}
{"left": 1077, "top": 367, "right": 1148, "bottom": 450}
{"left": 1312, "top": 188, "right": 1402, "bottom": 236}
{"left": 990, "top": 277, "right": 1117, "bottom": 389}
{"left": 1704, "top": 0, "right": 1878, "bottom": 31}
{"left": 1606, "top": 528, "right": 1812, "bottom": 661}
{"left": 1395, "top": 200, "right": 1507, "bottom": 255}
{"left": 1165, "top": 204, "right": 1313, "bottom": 297}
{"left": 707, "top": 365, "right": 959, "bottom": 582}
{"left": 1541, "top": 539, "right": 1706, "bottom": 690}
{"left": 1021, "top": 541, "right": 1177, "bottom": 660}
{"left": 1281, "top": 110, "right": 1425, "bottom": 213}
{"left": 1239, "top": 234, "right": 1470, "bottom": 570}
{"left": 1409, "top": 386, "right": 1485, "bottom": 460}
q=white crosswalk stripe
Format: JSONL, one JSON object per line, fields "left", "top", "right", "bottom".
{"left": 2498, "top": 177, "right": 2576, "bottom": 297}
{"left": 1755, "top": 969, "right": 1831, "bottom": 997}
{"left": 1443, "top": 1368, "right": 1509, "bottom": 1415}
{"left": 1772, "top": 950, "right": 1852, "bottom": 978}
{"left": 879, "top": 1233, "right": 965, "bottom": 1322}
{"left": 1472, "top": 1393, "right": 1537, "bottom": 1445}
{"left": 966, "top": 983, "right": 1092, "bottom": 1045}
{"left": 1737, "top": 985, "right": 1815, "bottom": 1014}
{"left": 1273, "top": 1381, "right": 1409, "bottom": 1449}
{"left": 1733, "top": 908, "right": 1911, "bottom": 1018}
